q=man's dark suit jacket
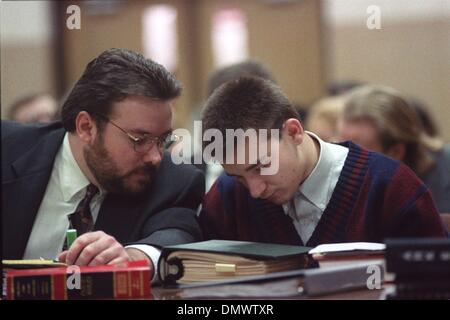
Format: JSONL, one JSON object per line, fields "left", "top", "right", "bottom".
{"left": 2, "top": 121, "right": 204, "bottom": 259}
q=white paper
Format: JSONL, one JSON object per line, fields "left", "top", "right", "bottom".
{"left": 308, "top": 242, "right": 386, "bottom": 254}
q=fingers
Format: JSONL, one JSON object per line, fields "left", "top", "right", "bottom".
{"left": 107, "top": 256, "right": 129, "bottom": 266}
{"left": 87, "top": 243, "right": 128, "bottom": 266}
{"left": 57, "top": 250, "right": 68, "bottom": 262}
{"left": 65, "top": 231, "right": 104, "bottom": 265}
{"left": 65, "top": 231, "right": 129, "bottom": 266}
{"left": 73, "top": 234, "right": 117, "bottom": 265}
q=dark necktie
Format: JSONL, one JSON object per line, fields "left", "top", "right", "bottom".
{"left": 69, "top": 184, "right": 99, "bottom": 235}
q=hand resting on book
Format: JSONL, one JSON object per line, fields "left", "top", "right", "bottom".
{"left": 57, "top": 231, "right": 152, "bottom": 269}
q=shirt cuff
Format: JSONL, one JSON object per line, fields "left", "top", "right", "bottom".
{"left": 125, "top": 244, "right": 161, "bottom": 284}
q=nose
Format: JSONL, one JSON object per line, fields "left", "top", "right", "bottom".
{"left": 142, "top": 144, "right": 162, "bottom": 165}
{"left": 246, "top": 176, "right": 266, "bottom": 199}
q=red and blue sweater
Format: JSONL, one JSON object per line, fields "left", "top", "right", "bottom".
{"left": 200, "top": 142, "right": 448, "bottom": 247}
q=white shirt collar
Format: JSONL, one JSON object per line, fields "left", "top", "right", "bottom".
{"left": 280, "top": 131, "right": 349, "bottom": 243}
{"left": 56, "top": 133, "right": 91, "bottom": 202}
{"left": 295, "top": 131, "right": 343, "bottom": 211}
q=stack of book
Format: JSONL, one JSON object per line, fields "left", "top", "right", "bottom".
{"left": 158, "top": 240, "right": 313, "bottom": 284}
{"left": 156, "top": 240, "right": 387, "bottom": 298}
{"left": 2, "top": 259, "right": 152, "bottom": 300}
{"left": 385, "top": 238, "right": 450, "bottom": 300}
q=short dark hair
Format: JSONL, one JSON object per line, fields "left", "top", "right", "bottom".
{"left": 201, "top": 76, "right": 300, "bottom": 150}
{"left": 207, "top": 59, "right": 276, "bottom": 96}
{"left": 61, "top": 48, "right": 182, "bottom": 132}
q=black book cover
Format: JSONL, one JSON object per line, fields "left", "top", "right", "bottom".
{"left": 385, "top": 238, "right": 450, "bottom": 275}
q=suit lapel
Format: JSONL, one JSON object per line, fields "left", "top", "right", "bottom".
{"left": 2, "top": 128, "right": 65, "bottom": 258}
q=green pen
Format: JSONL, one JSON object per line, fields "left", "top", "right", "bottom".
{"left": 66, "top": 229, "right": 77, "bottom": 249}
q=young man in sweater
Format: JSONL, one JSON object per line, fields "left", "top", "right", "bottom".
{"left": 199, "top": 77, "right": 447, "bottom": 247}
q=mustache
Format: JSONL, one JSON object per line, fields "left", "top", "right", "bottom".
{"left": 126, "top": 164, "right": 158, "bottom": 177}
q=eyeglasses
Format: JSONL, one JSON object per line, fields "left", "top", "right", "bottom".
{"left": 94, "top": 113, "right": 181, "bottom": 154}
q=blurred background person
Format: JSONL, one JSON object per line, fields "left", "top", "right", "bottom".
{"left": 409, "top": 97, "right": 443, "bottom": 143}
{"left": 304, "top": 79, "right": 362, "bottom": 143}
{"left": 339, "top": 85, "right": 450, "bottom": 219}
{"left": 327, "top": 80, "right": 363, "bottom": 97}
{"left": 305, "top": 95, "right": 346, "bottom": 143}
{"left": 206, "top": 59, "right": 277, "bottom": 97}
{"left": 8, "top": 93, "right": 58, "bottom": 124}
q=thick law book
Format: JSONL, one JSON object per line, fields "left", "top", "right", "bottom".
{"left": 3, "top": 260, "right": 152, "bottom": 300}
{"left": 158, "top": 240, "right": 313, "bottom": 285}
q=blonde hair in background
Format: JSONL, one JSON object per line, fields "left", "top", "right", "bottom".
{"left": 306, "top": 95, "right": 346, "bottom": 143}
{"left": 343, "top": 85, "right": 436, "bottom": 177}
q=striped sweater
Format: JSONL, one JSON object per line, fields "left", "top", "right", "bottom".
{"left": 199, "top": 142, "right": 448, "bottom": 247}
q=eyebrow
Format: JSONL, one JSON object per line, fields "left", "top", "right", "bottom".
{"left": 132, "top": 129, "right": 172, "bottom": 137}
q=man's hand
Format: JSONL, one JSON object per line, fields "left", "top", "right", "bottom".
{"left": 58, "top": 231, "right": 131, "bottom": 266}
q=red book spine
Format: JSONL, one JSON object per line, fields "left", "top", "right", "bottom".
{"left": 52, "top": 272, "right": 67, "bottom": 300}
{"left": 4, "top": 260, "right": 151, "bottom": 300}
{"left": 7, "top": 271, "right": 67, "bottom": 300}
{"left": 112, "top": 268, "right": 151, "bottom": 299}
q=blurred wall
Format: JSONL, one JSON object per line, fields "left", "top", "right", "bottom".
{"left": 60, "top": 0, "right": 324, "bottom": 130}
{"left": 2, "top": 0, "right": 324, "bottom": 128}
{"left": 194, "top": 0, "right": 324, "bottom": 107}
{"left": 3, "top": 0, "right": 449, "bottom": 142}
{"left": 323, "top": 0, "right": 450, "bottom": 141}
{"left": 1, "top": 1, "right": 56, "bottom": 119}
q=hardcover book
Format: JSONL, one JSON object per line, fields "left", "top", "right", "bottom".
{"left": 158, "top": 240, "right": 314, "bottom": 285}
{"left": 385, "top": 238, "right": 450, "bottom": 300}
{"left": 2, "top": 260, "right": 152, "bottom": 300}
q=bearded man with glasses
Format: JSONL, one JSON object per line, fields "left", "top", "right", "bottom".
{"left": 2, "top": 49, "right": 204, "bottom": 283}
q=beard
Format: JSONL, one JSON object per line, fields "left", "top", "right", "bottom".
{"left": 84, "top": 136, "right": 158, "bottom": 195}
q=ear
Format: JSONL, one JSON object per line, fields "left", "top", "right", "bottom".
{"left": 75, "top": 111, "right": 98, "bottom": 144}
{"left": 282, "top": 118, "right": 304, "bottom": 144}
{"left": 386, "top": 143, "right": 406, "bottom": 161}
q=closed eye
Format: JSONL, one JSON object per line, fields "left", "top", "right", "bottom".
{"left": 252, "top": 161, "right": 272, "bottom": 174}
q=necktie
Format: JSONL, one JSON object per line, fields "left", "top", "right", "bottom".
{"left": 69, "top": 184, "right": 99, "bottom": 235}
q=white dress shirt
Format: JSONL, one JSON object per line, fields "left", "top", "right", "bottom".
{"left": 282, "top": 131, "right": 349, "bottom": 244}
{"left": 23, "top": 133, "right": 160, "bottom": 281}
